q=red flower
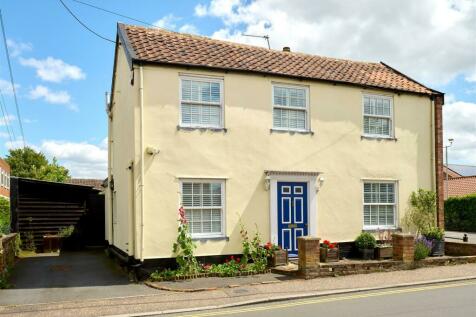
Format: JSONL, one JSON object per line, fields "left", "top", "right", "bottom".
{"left": 236, "top": 257, "right": 241, "bottom": 263}
{"left": 323, "top": 240, "right": 330, "bottom": 245}
{"left": 329, "top": 243, "right": 335, "bottom": 249}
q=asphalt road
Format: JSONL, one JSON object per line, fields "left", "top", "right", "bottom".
{"left": 167, "top": 280, "right": 476, "bottom": 317}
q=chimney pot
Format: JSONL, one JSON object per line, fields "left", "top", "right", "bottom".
{"left": 282, "top": 46, "right": 291, "bottom": 52}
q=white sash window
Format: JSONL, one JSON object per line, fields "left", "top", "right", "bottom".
{"left": 272, "top": 84, "right": 309, "bottom": 131}
{"left": 363, "top": 94, "right": 393, "bottom": 138}
{"left": 363, "top": 181, "right": 397, "bottom": 229}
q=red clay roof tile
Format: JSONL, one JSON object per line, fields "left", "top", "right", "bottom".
{"left": 119, "top": 24, "right": 438, "bottom": 95}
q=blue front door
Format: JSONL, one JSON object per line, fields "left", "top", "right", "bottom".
{"left": 277, "top": 182, "right": 308, "bottom": 257}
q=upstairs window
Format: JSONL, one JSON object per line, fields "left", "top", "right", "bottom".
{"left": 180, "top": 77, "right": 223, "bottom": 128}
{"left": 363, "top": 94, "right": 393, "bottom": 138}
{"left": 272, "top": 84, "right": 309, "bottom": 131}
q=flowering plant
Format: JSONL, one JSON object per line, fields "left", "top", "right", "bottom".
{"left": 172, "top": 207, "right": 199, "bottom": 274}
{"left": 321, "top": 240, "right": 336, "bottom": 249}
{"left": 414, "top": 236, "right": 432, "bottom": 260}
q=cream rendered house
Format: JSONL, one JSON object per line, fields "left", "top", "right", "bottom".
{"left": 105, "top": 23, "right": 445, "bottom": 262}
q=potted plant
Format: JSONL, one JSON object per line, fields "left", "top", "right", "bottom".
{"left": 423, "top": 227, "right": 445, "bottom": 256}
{"left": 264, "top": 242, "right": 287, "bottom": 267}
{"left": 355, "top": 232, "right": 377, "bottom": 260}
{"left": 43, "top": 225, "right": 75, "bottom": 253}
{"left": 375, "top": 229, "right": 393, "bottom": 260}
{"left": 320, "top": 240, "right": 339, "bottom": 262}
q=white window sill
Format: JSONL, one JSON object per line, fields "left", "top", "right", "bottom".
{"left": 192, "top": 235, "right": 229, "bottom": 242}
{"left": 363, "top": 226, "right": 400, "bottom": 232}
{"left": 270, "top": 128, "right": 314, "bottom": 135}
{"left": 177, "top": 125, "right": 227, "bottom": 132}
{"left": 361, "top": 135, "right": 397, "bottom": 141}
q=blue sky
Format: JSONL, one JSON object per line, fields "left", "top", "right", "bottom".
{"left": 0, "top": 0, "right": 475, "bottom": 178}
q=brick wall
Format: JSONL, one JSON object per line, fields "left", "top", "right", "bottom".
{"left": 434, "top": 95, "right": 444, "bottom": 228}
{"left": 392, "top": 233, "right": 415, "bottom": 263}
{"left": 0, "top": 158, "right": 10, "bottom": 200}
{"left": 0, "top": 233, "right": 17, "bottom": 278}
{"left": 445, "top": 242, "right": 476, "bottom": 256}
{"left": 297, "top": 236, "right": 320, "bottom": 279}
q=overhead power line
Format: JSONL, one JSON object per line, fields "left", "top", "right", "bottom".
{"left": 71, "top": 0, "right": 156, "bottom": 27}
{"left": 0, "top": 90, "right": 15, "bottom": 145}
{"left": 0, "top": 10, "right": 26, "bottom": 148}
{"left": 58, "top": 0, "right": 116, "bottom": 43}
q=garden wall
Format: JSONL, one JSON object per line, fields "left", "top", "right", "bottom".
{"left": 445, "top": 242, "right": 476, "bottom": 256}
{"left": 0, "top": 233, "right": 17, "bottom": 278}
{"left": 445, "top": 194, "right": 476, "bottom": 232}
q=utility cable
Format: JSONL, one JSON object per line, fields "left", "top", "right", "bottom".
{"left": 0, "top": 90, "right": 14, "bottom": 145}
{"left": 58, "top": 0, "right": 116, "bottom": 43}
{"left": 71, "top": 0, "right": 156, "bottom": 27}
{"left": 0, "top": 10, "right": 26, "bottom": 148}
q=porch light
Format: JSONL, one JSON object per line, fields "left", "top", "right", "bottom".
{"left": 264, "top": 176, "right": 271, "bottom": 191}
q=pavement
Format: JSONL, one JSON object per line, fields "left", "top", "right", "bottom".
{"left": 1, "top": 262, "right": 476, "bottom": 317}
{"left": 163, "top": 280, "right": 476, "bottom": 317}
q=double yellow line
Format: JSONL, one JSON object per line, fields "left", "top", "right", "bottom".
{"left": 177, "top": 280, "right": 476, "bottom": 317}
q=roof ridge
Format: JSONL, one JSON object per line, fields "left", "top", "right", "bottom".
{"left": 123, "top": 23, "right": 382, "bottom": 67}
{"left": 447, "top": 175, "right": 476, "bottom": 180}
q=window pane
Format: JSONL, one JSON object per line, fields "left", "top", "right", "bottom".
{"left": 363, "top": 182, "right": 396, "bottom": 227}
{"left": 210, "top": 83, "right": 220, "bottom": 102}
{"left": 182, "top": 182, "right": 223, "bottom": 235}
{"left": 180, "top": 79, "right": 222, "bottom": 127}
{"left": 274, "top": 86, "right": 306, "bottom": 108}
{"left": 182, "top": 80, "right": 191, "bottom": 101}
{"left": 363, "top": 205, "right": 371, "bottom": 225}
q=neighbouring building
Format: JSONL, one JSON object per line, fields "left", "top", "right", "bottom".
{"left": 445, "top": 176, "right": 476, "bottom": 198}
{"left": 443, "top": 165, "right": 462, "bottom": 179}
{"left": 447, "top": 164, "right": 476, "bottom": 177}
{"left": 105, "top": 23, "right": 445, "bottom": 261}
{"left": 0, "top": 158, "right": 10, "bottom": 200}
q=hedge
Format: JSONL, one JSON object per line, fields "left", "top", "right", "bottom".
{"left": 445, "top": 194, "right": 476, "bottom": 232}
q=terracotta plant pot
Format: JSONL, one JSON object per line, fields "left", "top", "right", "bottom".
{"left": 376, "top": 245, "right": 393, "bottom": 259}
{"left": 320, "top": 247, "right": 339, "bottom": 262}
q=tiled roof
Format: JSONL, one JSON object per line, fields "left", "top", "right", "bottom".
{"left": 445, "top": 176, "right": 476, "bottom": 198}
{"left": 444, "top": 166, "right": 462, "bottom": 178}
{"left": 119, "top": 23, "right": 438, "bottom": 95}
{"left": 66, "top": 178, "right": 104, "bottom": 190}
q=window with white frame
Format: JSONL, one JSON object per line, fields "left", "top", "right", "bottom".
{"left": 363, "top": 94, "right": 393, "bottom": 137}
{"left": 363, "top": 182, "right": 397, "bottom": 228}
{"left": 181, "top": 180, "right": 224, "bottom": 237}
{"left": 180, "top": 77, "right": 223, "bottom": 128}
{"left": 272, "top": 84, "right": 309, "bottom": 131}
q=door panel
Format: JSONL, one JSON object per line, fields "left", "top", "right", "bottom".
{"left": 277, "top": 182, "right": 308, "bottom": 257}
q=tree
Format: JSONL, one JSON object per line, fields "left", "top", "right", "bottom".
{"left": 403, "top": 189, "right": 437, "bottom": 235}
{"left": 0, "top": 197, "right": 9, "bottom": 235}
{"left": 5, "top": 147, "right": 70, "bottom": 182}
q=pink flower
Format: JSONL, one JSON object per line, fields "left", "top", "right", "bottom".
{"left": 178, "top": 206, "right": 187, "bottom": 224}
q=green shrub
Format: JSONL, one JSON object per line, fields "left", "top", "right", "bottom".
{"left": 21, "top": 231, "right": 36, "bottom": 251}
{"left": 0, "top": 197, "right": 10, "bottom": 235}
{"left": 422, "top": 227, "right": 444, "bottom": 241}
{"left": 355, "top": 232, "right": 377, "bottom": 249}
{"left": 445, "top": 194, "right": 476, "bottom": 232}
{"left": 403, "top": 189, "right": 436, "bottom": 234}
{"left": 58, "top": 225, "right": 74, "bottom": 238}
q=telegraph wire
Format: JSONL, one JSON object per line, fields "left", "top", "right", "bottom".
{"left": 58, "top": 0, "right": 116, "bottom": 43}
{"left": 0, "top": 10, "right": 26, "bottom": 148}
{"left": 0, "top": 90, "right": 14, "bottom": 145}
{"left": 71, "top": 0, "right": 156, "bottom": 27}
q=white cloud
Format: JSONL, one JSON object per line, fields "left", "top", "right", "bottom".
{"left": 443, "top": 99, "right": 476, "bottom": 165}
{"left": 28, "top": 85, "right": 78, "bottom": 111}
{"left": 40, "top": 139, "right": 107, "bottom": 179}
{"left": 0, "top": 78, "right": 19, "bottom": 95}
{"left": 154, "top": 14, "right": 199, "bottom": 34}
{"left": 19, "top": 57, "right": 86, "bottom": 83}
{"left": 196, "top": 0, "right": 476, "bottom": 86}
{"left": 0, "top": 114, "right": 15, "bottom": 126}
{"left": 6, "top": 39, "right": 32, "bottom": 57}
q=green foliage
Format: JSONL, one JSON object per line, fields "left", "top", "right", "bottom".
{"left": 239, "top": 221, "right": 251, "bottom": 265}
{"left": 355, "top": 232, "right": 377, "bottom": 249}
{"left": 58, "top": 225, "right": 74, "bottom": 238}
{"left": 6, "top": 147, "right": 70, "bottom": 182}
{"left": 239, "top": 221, "right": 268, "bottom": 271}
{"left": 445, "top": 194, "right": 476, "bottom": 232}
{"left": 422, "top": 226, "right": 444, "bottom": 241}
{"left": 404, "top": 189, "right": 437, "bottom": 234}
{"left": 0, "top": 267, "right": 12, "bottom": 289}
{"left": 21, "top": 231, "right": 36, "bottom": 251}
{"left": 150, "top": 268, "right": 179, "bottom": 280}
{"left": 172, "top": 207, "right": 199, "bottom": 275}
{"left": 0, "top": 197, "right": 10, "bottom": 235}
{"left": 414, "top": 239, "right": 432, "bottom": 260}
